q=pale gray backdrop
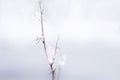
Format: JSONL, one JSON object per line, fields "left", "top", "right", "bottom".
{"left": 0, "top": 0, "right": 120, "bottom": 80}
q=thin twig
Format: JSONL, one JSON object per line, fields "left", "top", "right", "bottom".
{"left": 39, "top": 1, "right": 48, "bottom": 59}
{"left": 39, "top": 1, "right": 56, "bottom": 80}
{"left": 53, "top": 37, "right": 59, "bottom": 61}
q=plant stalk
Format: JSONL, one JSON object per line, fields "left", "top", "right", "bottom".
{"left": 39, "top": 1, "right": 56, "bottom": 80}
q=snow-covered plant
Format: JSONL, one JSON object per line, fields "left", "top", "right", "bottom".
{"left": 36, "top": 1, "right": 66, "bottom": 80}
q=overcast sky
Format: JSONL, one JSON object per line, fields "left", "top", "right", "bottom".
{"left": 0, "top": 0, "right": 120, "bottom": 45}
{"left": 0, "top": 0, "right": 120, "bottom": 80}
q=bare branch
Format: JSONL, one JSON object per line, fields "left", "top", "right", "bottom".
{"left": 39, "top": 1, "right": 48, "bottom": 58}
{"left": 38, "top": 1, "right": 64, "bottom": 80}
{"left": 53, "top": 37, "right": 59, "bottom": 61}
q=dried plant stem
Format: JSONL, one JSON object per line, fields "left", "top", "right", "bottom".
{"left": 54, "top": 37, "right": 59, "bottom": 58}
{"left": 50, "top": 64, "right": 55, "bottom": 80}
{"left": 39, "top": 1, "right": 56, "bottom": 80}
{"left": 39, "top": 1, "right": 48, "bottom": 58}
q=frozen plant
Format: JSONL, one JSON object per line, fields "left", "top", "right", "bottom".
{"left": 57, "top": 54, "right": 67, "bottom": 80}
{"left": 36, "top": 1, "right": 66, "bottom": 80}
{"left": 59, "top": 54, "right": 67, "bottom": 66}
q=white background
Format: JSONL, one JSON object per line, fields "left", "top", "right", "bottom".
{"left": 0, "top": 0, "right": 120, "bottom": 80}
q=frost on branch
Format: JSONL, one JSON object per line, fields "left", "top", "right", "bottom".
{"left": 59, "top": 54, "right": 67, "bottom": 66}
{"left": 47, "top": 46, "right": 55, "bottom": 64}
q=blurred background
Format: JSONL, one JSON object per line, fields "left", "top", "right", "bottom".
{"left": 0, "top": 0, "right": 120, "bottom": 80}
